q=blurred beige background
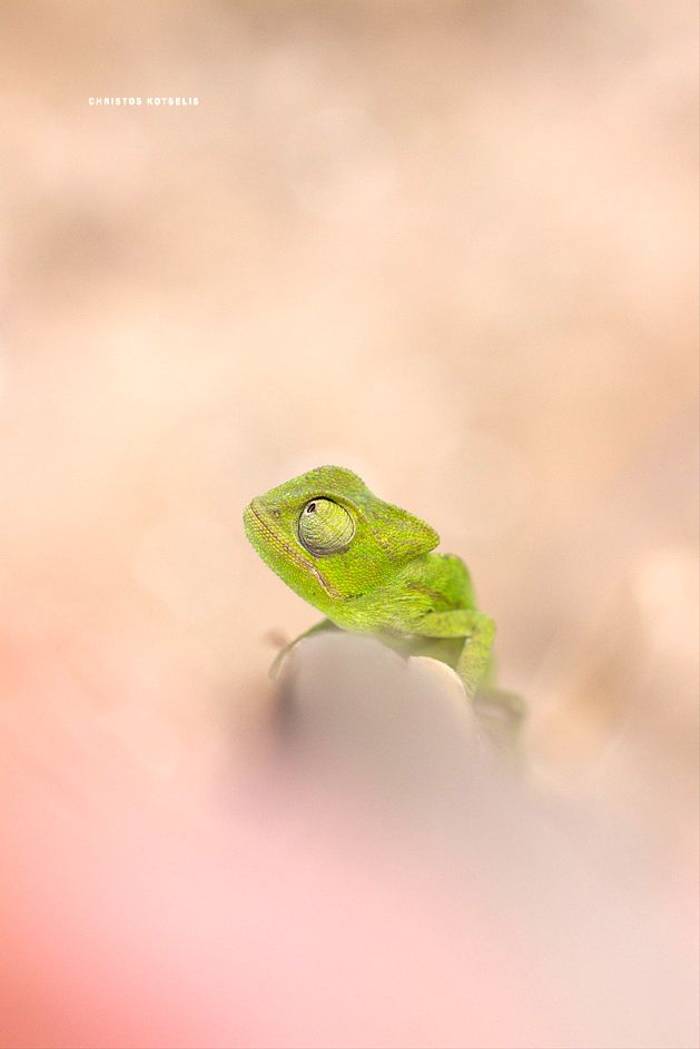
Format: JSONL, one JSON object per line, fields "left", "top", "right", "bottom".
{"left": 1, "top": 0, "right": 697, "bottom": 769}
{"left": 0, "top": 3, "right": 697, "bottom": 1046}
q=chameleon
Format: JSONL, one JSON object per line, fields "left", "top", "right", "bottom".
{"left": 243, "top": 465, "right": 524, "bottom": 732}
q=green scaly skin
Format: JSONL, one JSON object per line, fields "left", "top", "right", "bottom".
{"left": 243, "top": 465, "right": 524, "bottom": 733}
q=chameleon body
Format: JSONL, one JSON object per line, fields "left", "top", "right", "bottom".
{"left": 243, "top": 465, "right": 521, "bottom": 717}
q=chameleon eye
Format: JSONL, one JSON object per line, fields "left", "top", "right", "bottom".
{"left": 298, "top": 498, "right": 355, "bottom": 556}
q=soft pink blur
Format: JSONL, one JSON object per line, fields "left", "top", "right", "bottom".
{"left": 0, "top": 2, "right": 698, "bottom": 1047}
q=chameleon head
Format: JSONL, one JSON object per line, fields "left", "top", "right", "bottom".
{"left": 243, "top": 465, "right": 439, "bottom": 614}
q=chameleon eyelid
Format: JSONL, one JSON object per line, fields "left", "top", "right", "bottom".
{"left": 297, "top": 497, "right": 355, "bottom": 555}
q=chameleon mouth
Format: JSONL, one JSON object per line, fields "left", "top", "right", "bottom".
{"left": 245, "top": 499, "right": 341, "bottom": 599}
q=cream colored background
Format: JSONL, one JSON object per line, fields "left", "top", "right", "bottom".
{"left": 0, "top": 5, "right": 697, "bottom": 1044}
{"left": 1, "top": 0, "right": 697, "bottom": 767}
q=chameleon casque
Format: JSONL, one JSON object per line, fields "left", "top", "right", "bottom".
{"left": 243, "top": 465, "right": 523, "bottom": 730}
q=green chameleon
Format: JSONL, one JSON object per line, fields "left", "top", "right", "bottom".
{"left": 243, "top": 465, "right": 524, "bottom": 734}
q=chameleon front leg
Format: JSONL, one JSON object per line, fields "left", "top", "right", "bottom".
{"left": 414, "top": 608, "right": 525, "bottom": 741}
{"left": 269, "top": 618, "right": 340, "bottom": 679}
{"left": 415, "top": 609, "right": 495, "bottom": 700}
